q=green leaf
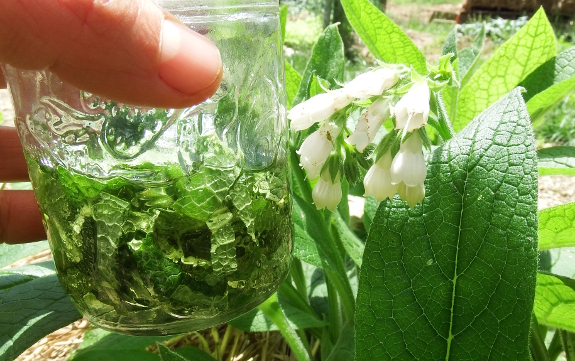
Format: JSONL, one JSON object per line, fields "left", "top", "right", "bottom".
{"left": 72, "top": 350, "right": 160, "bottom": 361}
{"left": 458, "top": 23, "right": 485, "bottom": 86}
{"left": 539, "top": 203, "right": 575, "bottom": 250}
{"left": 73, "top": 328, "right": 171, "bottom": 357}
{"left": 520, "top": 46, "right": 575, "bottom": 102}
{"left": 280, "top": 4, "right": 287, "bottom": 44}
{"left": 356, "top": 88, "right": 538, "bottom": 360}
{"left": 340, "top": 0, "right": 427, "bottom": 74}
{"left": 441, "top": 27, "right": 457, "bottom": 60}
{"left": 363, "top": 196, "right": 378, "bottom": 234}
{"left": 229, "top": 285, "right": 328, "bottom": 332}
{"left": 527, "top": 77, "right": 575, "bottom": 124}
{"left": 534, "top": 273, "right": 575, "bottom": 334}
{"left": 292, "top": 24, "right": 345, "bottom": 106}
{"left": 292, "top": 197, "right": 323, "bottom": 268}
{"left": 158, "top": 344, "right": 188, "bottom": 361}
{"left": 453, "top": 8, "right": 556, "bottom": 131}
{"left": 173, "top": 347, "right": 217, "bottom": 361}
{"left": 538, "top": 146, "right": 575, "bottom": 175}
{"left": 285, "top": 61, "right": 302, "bottom": 110}
{"left": 332, "top": 211, "right": 364, "bottom": 268}
{"left": 0, "top": 241, "right": 50, "bottom": 268}
{"left": 0, "top": 275, "right": 82, "bottom": 361}
{"left": 325, "top": 322, "right": 355, "bottom": 361}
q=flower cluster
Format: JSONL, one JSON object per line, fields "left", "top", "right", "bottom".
{"left": 288, "top": 66, "right": 431, "bottom": 211}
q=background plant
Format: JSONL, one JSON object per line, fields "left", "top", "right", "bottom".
{"left": 3, "top": 1, "right": 575, "bottom": 361}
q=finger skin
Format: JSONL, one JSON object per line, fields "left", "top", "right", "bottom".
{"left": 0, "top": 126, "right": 30, "bottom": 182}
{"left": 0, "top": 0, "right": 222, "bottom": 108}
{"left": 0, "top": 190, "right": 46, "bottom": 244}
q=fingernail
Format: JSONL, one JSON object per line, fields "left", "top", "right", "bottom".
{"left": 159, "top": 20, "right": 222, "bottom": 96}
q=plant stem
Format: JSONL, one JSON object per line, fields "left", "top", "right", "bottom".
{"left": 290, "top": 258, "right": 308, "bottom": 300}
{"left": 258, "top": 294, "right": 313, "bottom": 361}
{"left": 561, "top": 329, "right": 575, "bottom": 361}
{"left": 530, "top": 314, "right": 550, "bottom": 361}
{"left": 332, "top": 210, "right": 364, "bottom": 268}
{"left": 548, "top": 330, "right": 563, "bottom": 361}
{"left": 326, "top": 274, "right": 342, "bottom": 344}
{"left": 290, "top": 148, "right": 313, "bottom": 204}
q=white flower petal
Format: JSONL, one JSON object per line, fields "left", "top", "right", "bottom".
{"left": 394, "top": 81, "right": 430, "bottom": 132}
{"left": 390, "top": 134, "right": 427, "bottom": 187}
{"left": 297, "top": 122, "right": 341, "bottom": 179}
{"left": 312, "top": 171, "right": 342, "bottom": 211}
{"left": 346, "top": 98, "right": 390, "bottom": 153}
{"left": 288, "top": 93, "right": 337, "bottom": 131}
{"left": 364, "top": 152, "right": 398, "bottom": 201}
{"left": 397, "top": 182, "right": 425, "bottom": 208}
{"left": 345, "top": 68, "right": 399, "bottom": 99}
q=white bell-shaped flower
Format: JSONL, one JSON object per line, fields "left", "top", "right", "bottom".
{"left": 394, "top": 81, "right": 430, "bottom": 133}
{"left": 390, "top": 133, "right": 426, "bottom": 187}
{"left": 363, "top": 151, "right": 398, "bottom": 202}
{"left": 345, "top": 68, "right": 399, "bottom": 99}
{"left": 346, "top": 98, "right": 391, "bottom": 153}
{"left": 397, "top": 182, "right": 425, "bottom": 208}
{"left": 312, "top": 170, "right": 342, "bottom": 211}
{"left": 288, "top": 89, "right": 353, "bottom": 131}
{"left": 297, "top": 122, "right": 341, "bottom": 180}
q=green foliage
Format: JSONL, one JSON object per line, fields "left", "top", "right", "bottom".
{"left": 0, "top": 242, "right": 50, "bottom": 268}
{"left": 340, "top": 0, "right": 427, "bottom": 74}
{"left": 355, "top": 89, "right": 537, "bottom": 360}
{"left": 0, "top": 273, "right": 82, "bottom": 361}
{"left": 534, "top": 273, "right": 575, "bottom": 333}
{"left": 8, "top": 3, "right": 575, "bottom": 361}
{"left": 539, "top": 203, "right": 575, "bottom": 250}
{"left": 292, "top": 24, "right": 345, "bottom": 106}
{"left": 454, "top": 8, "right": 556, "bottom": 131}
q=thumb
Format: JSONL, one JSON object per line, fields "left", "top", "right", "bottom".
{"left": 0, "top": 0, "right": 222, "bottom": 108}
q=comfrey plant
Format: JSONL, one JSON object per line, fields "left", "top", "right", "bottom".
{"left": 289, "top": 66, "right": 440, "bottom": 210}
{"left": 3, "top": 1, "right": 575, "bottom": 361}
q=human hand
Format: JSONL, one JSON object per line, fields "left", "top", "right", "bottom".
{"left": 0, "top": 0, "right": 223, "bottom": 244}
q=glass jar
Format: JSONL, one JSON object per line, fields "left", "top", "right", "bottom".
{"left": 3, "top": 0, "right": 290, "bottom": 335}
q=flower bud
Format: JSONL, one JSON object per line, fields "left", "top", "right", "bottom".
{"left": 397, "top": 182, "right": 425, "bottom": 208}
{"left": 312, "top": 170, "right": 342, "bottom": 211}
{"left": 297, "top": 122, "right": 341, "bottom": 180}
{"left": 390, "top": 133, "right": 426, "bottom": 187}
{"left": 346, "top": 98, "right": 391, "bottom": 153}
{"left": 345, "top": 68, "right": 399, "bottom": 99}
{"left": 288, "top": 89, "right": 353, "bottom": 131}
{"left": 394, "top": 81, "right": 430, "bottom": 133}
{"left": 363, "top": 151, "right": 397, "bottom": 202}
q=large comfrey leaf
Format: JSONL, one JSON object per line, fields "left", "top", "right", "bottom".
{"left": 340, "top": 0, "right": 427, "bottom": 74}
{"left": 453, "top": 8, "right": 555, "bottom": 131}
{"left": 355, "top": 88, "right": 538, "bottom": 360}
{"left": 0, "top": 274, "right": 81, "bottom": 361}
{"left": 0, "top": 241, "right": 50, "bottom": 268}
